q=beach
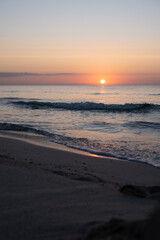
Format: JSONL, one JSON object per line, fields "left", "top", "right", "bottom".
{"left": 0, "top": 134, "right": 160, "bottom": 240}
{"left": 1, "top": 0, "right": 160, "bottom": 239}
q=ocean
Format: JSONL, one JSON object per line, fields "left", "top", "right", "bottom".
{"left": 0, "top": 84, "right": 160, "bottom": 167}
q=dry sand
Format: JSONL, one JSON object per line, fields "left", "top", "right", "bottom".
{"left": 0, "top": 134, "right": 160, "bottom": 240}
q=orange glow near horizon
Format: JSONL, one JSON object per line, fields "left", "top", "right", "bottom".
{"left": 0, "top": 42, "right": 160, "bottom": 85}
{"left": 1, "top": 1, "right": 160, "bottom": 85}
{"left": 0, "top": 72, "right": 160, "bottom": 85}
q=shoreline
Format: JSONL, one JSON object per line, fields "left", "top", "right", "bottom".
{"left": 0, "top": 131, "right": 120, "bottom": 160}
{"left": 0, "top": 133, "right": 160, "bottom": 239}
{"left": 1, "top": 131, "right": 158, "bottom": 169}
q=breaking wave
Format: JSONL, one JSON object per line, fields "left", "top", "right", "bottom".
{"left": 10, "top": 101, "right": 160, "bottom": 112}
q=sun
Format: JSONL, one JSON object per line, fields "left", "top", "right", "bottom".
{"left": 100, "top": 79, "right": 106, "bottom": 85}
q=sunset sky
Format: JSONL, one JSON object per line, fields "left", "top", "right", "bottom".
{"left": 0, "top": 0, "right": 160, "bottom": 85}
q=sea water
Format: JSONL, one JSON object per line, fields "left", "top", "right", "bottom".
{"left": 0, "top": 85, "right": 160, "bottom": 167}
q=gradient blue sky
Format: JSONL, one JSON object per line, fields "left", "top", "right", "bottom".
{"left": 0, "top": 0, "right": 160, "bottom": 85}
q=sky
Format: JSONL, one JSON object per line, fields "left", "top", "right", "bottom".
{"left": 0, "top": 0, "right": 160, "bottom": 85}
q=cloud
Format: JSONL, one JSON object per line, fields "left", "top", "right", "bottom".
{"left": 0, "top": 72, "right": 87, "bottom": 77}
{"left": 114, "top": 72, "right": 160, "bottom": 77}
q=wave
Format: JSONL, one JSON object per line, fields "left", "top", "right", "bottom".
{"left": 0, "top": 91, "right": 20, "bottom": 93}
{"left": 126, "top": 121, "right": 160, "bottom": 130}
{"left": 0, "top": 122, "right": 83, "bottom": 142}
{"left": 0, "top": 122, "right": 48, "bottom": 136}
{"left": 149, "top": 93, "right": 160, "bottom": 96}
{"left": 2, "top": 97, "right": 41, "bottom": 100}
{"left": 10, "top": 101, "right": 160, "bottom": 112}
{"left": 1, "top": 97, "right": 23, "bottom": 100}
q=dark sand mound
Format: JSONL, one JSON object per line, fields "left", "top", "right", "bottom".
{"left": 120, "top": 185, "right": 160, "bottom": 201}
{"left": 85, "top": 205, "right": 160, "bottom": 240}
{"left": 85, "top": 185, "right": 160, "bottom": 240}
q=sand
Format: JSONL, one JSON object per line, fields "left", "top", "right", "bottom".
{"left": 0, "top": 134, "right": 160, "bottom": 240}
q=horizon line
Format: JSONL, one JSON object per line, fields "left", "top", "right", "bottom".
{"left": 0, "top": 83, "right": 160, "bottom": 86}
